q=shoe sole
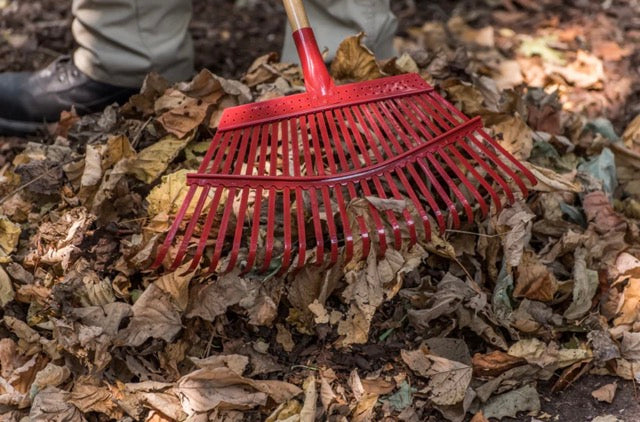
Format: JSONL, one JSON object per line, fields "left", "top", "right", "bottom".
{"left": 0, "top": 116, "right": 46, "bottom": 136}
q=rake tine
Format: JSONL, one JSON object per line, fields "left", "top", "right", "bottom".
{"left": 335, "top": 108, "right": 404, "bottom": 251}
{"left": 153, "top": 129, "right": 228, "bottom": 270}
{"left": 380, "top": 99, "right": 482, "bottom": 221}
{"left": 187, "top": 129, "right": 246, "bottom": 272}
{"left": 309, "top": 114, "right": 340, "bottom": 264}
{"left": 389, "top": 98, "right": 490, "bottom": 219}
{"left": 367, "top": 101, "right": 463, "bottom": 228}
{"left": 436, "top": 148, "right": 489, "bottom": 218}
{"left": 338, "top": 107, "right": 416, "bottom": 248}
{"left": 244, "top": 124, "right": 272, "bottom": 273}
{"left": 468, "top": 132, "right": 530, "bottom": 199}
{"left": 169, "top": 131, "right": 237, "bottom": 270}
{"left": 446, "top": 145, "right": 501, "bottom": 214}
{"left": 260, "top": 123, "right": 281, "bottom": 272}
{"left": 209, "top": 127, "right": 253, "bottom": 273}
{"left": 154, "top": 184, "right": 198, "bottom": 269}
{"left": 439, "top": 97, "right": 537, "bottom": 187}
{"left": 224, "top": 124, "right": 265, "bottom": 272}
{"left": 325, "top": 110, "right": 381, "bottom": 257}
{"left": 354, "top": 103, "right": 444, "bottom": 234}
{"left": 315, "top": 112, "right": 354, "bottom": 264}
{"left": 298, "top": 115, "right": 325, "bottom": 266}
{"left": 456, "top": 138, "right": 515, "bottom": 204}
{"left": 290, "top": 119, "right": 308, "bottom": 269}
{"left": 426, "top": 151, "right": 474, "bottom": 224}
{"left": 413, "top": 94, "right": 526, "bottom": 204}
{"left": 409, "top": 96, "right": 515, "bottom": 204}
{"left": 418, "top": 92, "right": 535, "bottom": 195}
{"left": 345, "top": 103, "right": 431, "bottom": 241}
{"left": 413, "top": 94, "right": 457, "bottom": 132}
{"left": 404, "top": 96, "right": 515, "bottom": 205}
{"left": 343, "top": 107, "right": 417, "bottom": 240}
{"left": 392, "top": 97, "right": 440, "bottom": 140}
{"left": 278, "top": 119, "right": 293, "bottom": 274}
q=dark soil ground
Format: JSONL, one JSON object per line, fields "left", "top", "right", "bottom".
{"left": 1, "top": 0, "right": 639, "bottom": 420}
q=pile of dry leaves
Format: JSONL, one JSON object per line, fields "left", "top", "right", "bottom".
{"left": 2, "top": 2, "right": 640, "bottom": 421}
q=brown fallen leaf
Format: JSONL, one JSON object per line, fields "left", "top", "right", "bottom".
{"left": 593, "top": 41, "right": 631, "bottom": 62}
{"left": 402, "top": 347, "right": 472, "bottom": 406}
{"left": 29, "top": 386, "right": 84, "bottom": 422}
{"left": 613, "top": 276, "right": 640, "bottom": 327}
{"left": 514, "top": 250, "right": 558, "bottom": 302}
{"left": 276, "top": 323, "right": 295, "bottom": 353}
{"left": 330, "top": 33, "right": 385, "bottom": 82}
{"left": 583, "top": 191, "right": 627, "bottom": 235}
{"left": 68, "top": 384, "right": 124, "bottom": 420}
{"left": 592, "top": 382, "right": 617, "bottom": 403}
{"left": 156, "top": 96, "right": 209, "bottom": 139}
{"left": 115, "top": 283, "right": 182, "bottom": 347}
{"left": 351, "top": 393, "right": 379, "bottom": 422}
{"left": 551, "top": 360, "right": 591, "bottom": 392}
{"left": 470, "top": 411, "right": 490, "bottom": 422}
{"left": 488, "top": 113, "right": 533, "bottom": 160}
{"left": 177, "top": 366, "right": 301, "bottom": 413}
{"left": 472, "top": 351, "right": 526, "bottom": 378}
{"left": 300, "top": 375, "right": 317, "bottom": 422}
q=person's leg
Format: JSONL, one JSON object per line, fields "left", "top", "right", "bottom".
{"left": 0, "top": 0, "right": 194, "bottom": 135}
{"left": 281, "top": 0, "right": 398, "bottom": 63}
{"left": 72, "top": 0, "right": 194, "bottom": 88}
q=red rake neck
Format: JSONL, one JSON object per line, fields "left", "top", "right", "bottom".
{"left": 293, "top": 28, "right": 335, "bottom": 97}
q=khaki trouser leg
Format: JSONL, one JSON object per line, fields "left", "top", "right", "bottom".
{"left": 72, "top": 0, "right": 194, "bottom": 88}
{"left": 281, "top": 0, "right": 398, "bottom": 63}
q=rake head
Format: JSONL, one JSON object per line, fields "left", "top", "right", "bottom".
{"left": 151, "top": 25, "right": 536, "bottom": 274}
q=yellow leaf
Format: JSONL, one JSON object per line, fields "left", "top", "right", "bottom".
{"left": 129, "top": 135, "right": 191, "bottom": 184}
{"left": 146, "top": 169, "right": 214, "bottom": 218}
{"left": 0, "top": 216, "right": 20, "bottom": 256}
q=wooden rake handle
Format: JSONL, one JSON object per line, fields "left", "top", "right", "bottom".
{"left": 283, "top": 0, "right": 311, "bottom": 31}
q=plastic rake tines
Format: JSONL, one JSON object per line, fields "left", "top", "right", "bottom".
{"left": 152, "top": 74, "right": 536, "bottom": 274}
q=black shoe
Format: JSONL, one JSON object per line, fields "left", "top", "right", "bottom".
{"left": 0, "top": 56, "right": 139, "bottom": 136}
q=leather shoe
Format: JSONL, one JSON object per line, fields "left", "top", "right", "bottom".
{"left": 0, "top": 56, "right": 138, "bottom": 136}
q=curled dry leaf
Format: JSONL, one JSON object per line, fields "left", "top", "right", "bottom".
{"left": 497, "top": 202, "right": 536, "bottom": 267}
{"left": 352, "top": 393, "right": 379, "bottom": 422}
{"left": 176, "top": 366, "right": 301, "bottom": 414}
{"left": 583, "top": 191, "right": 627, "bottom": 235}
{"left": 508, "top": 338, "right": 592, "bottom": 369}
{"left": 472, "top": 351, "right": 526, "bottom": 378}
{"left": 564, "top": 247, "right": 599, "bottom": 320}
{"left": 330, "top": 33, "right": 385, "bottom": 82}
{"left": 68, "top": 384, "right": 123, "bottom": 420}
{"left": 523, "top": 163, "right": 582, "bottom": 192}
{"left": 300, "top": 375, "right": 317, "bottom": 422}
{"left": 613, "top": 276, "right": 640, "bottom": 327}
